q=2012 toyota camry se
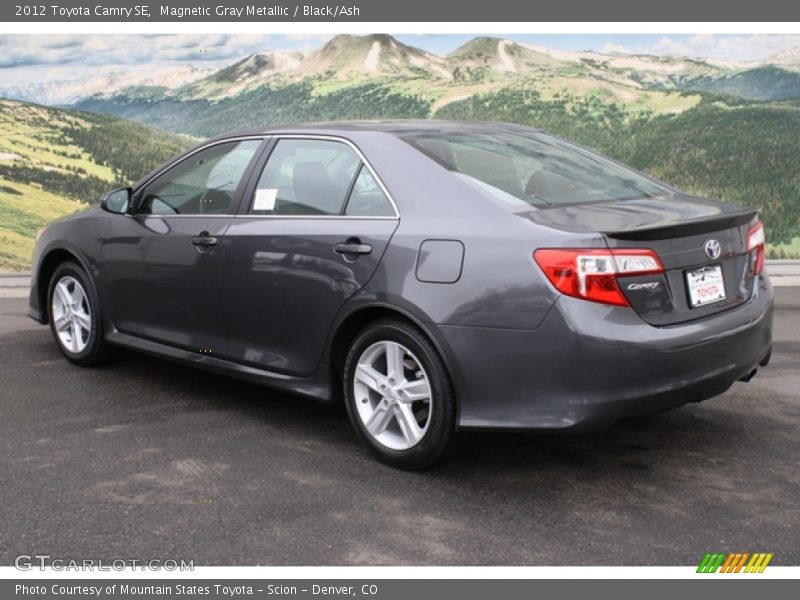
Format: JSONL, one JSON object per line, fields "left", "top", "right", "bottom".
{"left": 28, "top": 121, "right": 773, "bottom": 468}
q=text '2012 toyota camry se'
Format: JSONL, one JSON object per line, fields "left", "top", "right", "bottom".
{"left": 29, "top": 121, "right": 773, "bottom": 468}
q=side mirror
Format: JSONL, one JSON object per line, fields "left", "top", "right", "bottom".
{"left": 101, "top": 188, "right": 131, "bottom": 214}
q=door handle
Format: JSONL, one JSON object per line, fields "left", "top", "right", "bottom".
{"left": 191, "top": 232, "right": 218, "bottom": 247}
{"left": 334, "top": 240, "right": 372, "bottom": 256}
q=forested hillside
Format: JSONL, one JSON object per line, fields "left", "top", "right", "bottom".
{"left": 77, "top": 83, "right": 800, "bottom": 249}
{"left": 0, "top": 99, "right": 191, "bottom": 269}
{"left": 68, "top": 35, "right": 800, "bottom": 251}
{"left": 436, "top": 88, "right": 800, "bottom": 246}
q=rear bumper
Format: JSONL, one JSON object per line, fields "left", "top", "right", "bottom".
{"left": 436, "top": 274, "right": 773, "bottom": 431}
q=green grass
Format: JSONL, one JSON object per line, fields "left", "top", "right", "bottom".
{"left": 767, "top": 238, "right": 800, "bottom": 259}
{"left": 0, "top": 100, "right": 117, "bottom": 182}
{"left": 0, "top": 177, "right": 86, "bottom": 270}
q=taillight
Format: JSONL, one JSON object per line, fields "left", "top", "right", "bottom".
{"left": 533, "top": 248, "right": 664, "bottom": 307}
{"left": 747, "top": 220, "right": 765, "bottom": 275}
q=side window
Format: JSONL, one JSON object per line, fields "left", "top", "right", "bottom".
{"left": 251, "top": 139, "right": 361, "bottom": 216}
{"left": 344, "top": 165, "right": 395, "bottom": 217}
{"left": 138, "top": 140, "right": 261, "bottom": 216}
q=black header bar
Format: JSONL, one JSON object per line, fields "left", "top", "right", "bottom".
{"left": 4, "top": 0, "right": 800, "bottom": 22}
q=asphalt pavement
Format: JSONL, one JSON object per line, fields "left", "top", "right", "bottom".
{"left": 1, "top": 289, "right": 798, "bottom": 566}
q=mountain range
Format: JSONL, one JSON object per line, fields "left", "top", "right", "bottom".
{"left": 2, "top": 64, "right": 215, "bottom": 106}
{"left": 0, "top": 34, "right": 799, "bottom": 267}
{"left": 5, "top": 34, "right": 800, "bottom": 106}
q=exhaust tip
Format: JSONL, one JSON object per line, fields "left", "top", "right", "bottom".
{"left": 738, "top": 368, "right": 758, "bottom": 383}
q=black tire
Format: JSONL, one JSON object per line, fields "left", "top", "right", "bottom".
{"left": 47, "top": 261, "right": 112, "bottom": 366}
{"left": 343, "top": 318, "right": 457, "bottom": 469}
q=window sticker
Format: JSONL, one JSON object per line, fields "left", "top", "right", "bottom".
{"left": 253, "top": 188, "right": 277, "bottom": 211}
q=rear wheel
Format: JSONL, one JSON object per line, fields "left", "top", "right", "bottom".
{"left": 47, "top": 262, "right": 112, "bottom": 366}
{"left": 343, "top": 318, "right": 457, "bottom": 469}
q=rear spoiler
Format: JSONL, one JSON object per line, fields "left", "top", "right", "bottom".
{"left": 604, "top": 210, "right": 758, "bottom": 241}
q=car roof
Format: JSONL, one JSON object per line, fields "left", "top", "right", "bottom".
{"left": 210, "top": 119, "right": 539, "bottom": 141}
{"left": 137, "top": 120, "right": 546, "bottom": 191}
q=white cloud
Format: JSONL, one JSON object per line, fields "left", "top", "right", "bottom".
{"left": 285, "top": 34, "right": 332, "bottom": 42}
{"left": 688, "top": 34, "right": 715, "bottom": 46}
{"left": 637, "top": 34, "right": 800, "bottom": 61}
{"left": 655, "top": 36, "right": 696, "bottom": 56}
{"left": 0, "top": 34, "right": 280, "bottom": 71}
{"left": 601, "top": 42, "right": 631, "bottom": 55}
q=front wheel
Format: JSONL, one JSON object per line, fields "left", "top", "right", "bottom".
{"left": 343, "top": 319, "right": 457, "bottom": 469}
{"left": 47, "top": 261, "right": 112, "bottom": 366}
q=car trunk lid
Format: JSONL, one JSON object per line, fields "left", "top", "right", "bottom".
{"left": 527, "top": 194, "right": 759, "bottom": 325}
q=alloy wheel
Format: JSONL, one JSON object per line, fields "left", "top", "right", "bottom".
{"left": 51, "top": 275, "right": 92, "bottom": 354}
{"left": 353, "top": 340, "right": 433, "bottom": 450}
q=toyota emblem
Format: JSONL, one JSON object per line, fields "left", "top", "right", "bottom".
{"left": 704, "top": 239, "right": 722, "bottom": 260}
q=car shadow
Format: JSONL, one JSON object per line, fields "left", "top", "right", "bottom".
{"left": 102, "top": 342, "right": 756, "bottom": 482}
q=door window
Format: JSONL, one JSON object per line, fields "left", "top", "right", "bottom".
{"left": 137, "top": 139, "right": 261, "bottom": 216}
{"left": 250, "top": 139, "right": 362, "bottom": 216}
{"left": 343, "top": 165, "right": 395, "bottom": 217}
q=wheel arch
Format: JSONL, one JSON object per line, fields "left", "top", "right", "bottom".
{"left": 327, "top": 302, "right": 461, "bottom": 425}
{"left": 36, "top": 247, "right": 90, "bottom": 324}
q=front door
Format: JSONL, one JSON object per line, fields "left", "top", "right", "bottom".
{"left": 219, "top": 137, "right": 399, "bottom": 375}
{"left": 101, "top": 138, "right": 263, "bottom": 354}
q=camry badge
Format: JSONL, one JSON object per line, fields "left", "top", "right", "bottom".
{"left": 627, "top": 282, "right": 660, "bottom": 291}
{"left": 704, "top": 239, "right": 722, "bottom": 260}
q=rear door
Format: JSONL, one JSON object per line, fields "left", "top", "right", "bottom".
{"left": 101, "top": 138, "right": 264, "bottom": 352}
{"left": 219, "top": 136, "right": 399, "bottom": 375}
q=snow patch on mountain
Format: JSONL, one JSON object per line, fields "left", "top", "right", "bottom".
{"left": 364, "top": 41, "right": 381, "bottom": 72}
{"left": 497, "top": 40, "right": 517, "bottom": 73}
{"left": 766, "top": 46, "right": 800, "bottom": 66}
{"left": 0, "top": 64, "right": 213, "bottom": 105}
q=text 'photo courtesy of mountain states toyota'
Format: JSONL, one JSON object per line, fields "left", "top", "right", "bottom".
{"left": 28, "top": 121, "right": 773, "bottom": 469}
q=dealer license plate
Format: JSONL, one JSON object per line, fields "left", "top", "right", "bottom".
{"left": 686, "top": 265, "right": 726, "bottom": 308}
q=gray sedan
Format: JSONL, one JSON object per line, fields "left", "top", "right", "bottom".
{"left": 28, "top": 121, "right": 774, "bottom": 468}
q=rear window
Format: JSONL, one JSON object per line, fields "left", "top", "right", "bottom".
{"left": 401, "top": 130, "right": 668, "bottom": 207}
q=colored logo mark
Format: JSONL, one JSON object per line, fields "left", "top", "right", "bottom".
{"left": 697, "top": 552, "right": 774, "bottom": 573}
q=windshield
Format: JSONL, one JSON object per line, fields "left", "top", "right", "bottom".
{"left": 401, "top": 129, "right": 669, "bottom": 207}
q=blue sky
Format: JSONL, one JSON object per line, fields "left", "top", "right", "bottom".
{"left": 1, "top": 34, "right": 799, "bottom": 86}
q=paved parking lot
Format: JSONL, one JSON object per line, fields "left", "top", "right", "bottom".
{"left": 1, "top": 289, "right": 798, "bottom": 566}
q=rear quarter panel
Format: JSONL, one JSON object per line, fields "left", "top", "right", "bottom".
{"left": 348, "top": 132, "right": 605, "bottom": 330}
